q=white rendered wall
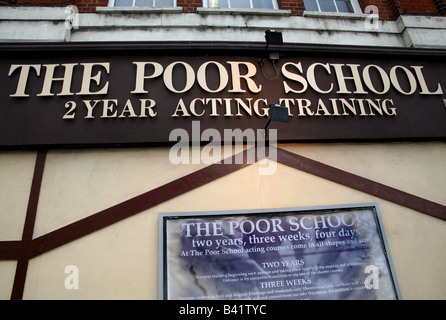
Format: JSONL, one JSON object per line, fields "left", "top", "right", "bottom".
{"left": 1, "top": 143, "right": 445, "bottom": 299}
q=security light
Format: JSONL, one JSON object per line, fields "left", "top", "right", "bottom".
{"left": 265, "top": 30, "right": 284, "bottom": 48}
{"left": 269, "top": 104, "right": 289, "bottom": 122}
{"left": 263, "top": 104, "right": 290, "bottom": 136}
{"left": 264, "top": 30, "right": 283, "bottom": 60}
{"left": 259, "top": 30, "right": 284, "bottom": 81}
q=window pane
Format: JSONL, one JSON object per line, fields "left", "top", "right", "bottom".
{"left": 252, "top": 0, "right": 274, "bottom": 9}
{"left": 230, "top": 0, "right": 251, "bottom": 9}
{"left": 336, "top": 0, "right": 354, "bottom": 12}
{"left": 318, "top": 0, "right": 337, "bottom": 12}
{"left": 209, "top": 0, "right": 229, "bottom": 8}
{"left": 135, "top": 0, "right": 153, "bottom": 6}
{"left": 115, "top": 0, "right": 134, "bottom": 7}
{"left": 303, "top": 0, "right": 319, "bottom": 11}
{"left": 154, "top": 0, "right": 174, "bottom": 6}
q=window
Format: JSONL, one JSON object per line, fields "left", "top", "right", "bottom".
{"left": 109, "top": 0, "right": 176, "bottom": 7}
{"left": 203, "top": 0, "right": 278, "bottom": 10}
{"left": 303, "top": 0, "right": 361, "bottom": 13}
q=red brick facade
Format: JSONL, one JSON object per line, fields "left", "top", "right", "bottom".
{"left": 2, "top": 0, "right": 77, "bottom": 5}
{"left": 1, "top": 0, "right": 445, "bottom": 19}
{"left": 76, "top": 0, "right": 108, "bottom": 13}
{"left": 399, "top": 0, "right": 438, "bottom": 14}
{"left": 180, "top": 0, "right": 202, "bottom": 13}
{"left": 277, "top": 0, "right": 306, "bottom": 16}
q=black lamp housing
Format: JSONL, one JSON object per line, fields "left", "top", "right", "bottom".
{"left": 265, "top": 30, "right": 284, "bottom": 47}
{"left": 269, "top": 104, "right": 289, "bottom": 123}
{"left": 263, "top": 104, "right": 290, "bottom": 136}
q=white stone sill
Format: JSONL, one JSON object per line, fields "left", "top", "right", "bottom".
{"left": 303, "top": 10, "right": 369, "bottom": 20}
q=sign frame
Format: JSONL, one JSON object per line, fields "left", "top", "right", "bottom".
{"left": 158, "top": 203, "right": 401, "bottom": 300}
{"left": 1, "top": 42, "right": 446, "bottom": 150}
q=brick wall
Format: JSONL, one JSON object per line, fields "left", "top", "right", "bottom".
{"left": 177, "top": 0, "right": 202, "bottom": 13}
{"left": 277, "top": 0, "right": 306, "bottom": 15}
{"left": 77, "top": 0, "right": 107, "bottom": 13}
{"left": 398, "top": 0, "right": 438, "bottom": 14}
{"left": 14, "top": 0, "right": 76, "bottom": 5}
{"left": 1, "top": 0, "right": 444, "bottom": 17}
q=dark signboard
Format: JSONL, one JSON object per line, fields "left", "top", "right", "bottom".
{"left": 1, "top": 43, "right": 445, "bottom": 148}
{"left": 159, "top": 204, "right": 401, "bottom": 300}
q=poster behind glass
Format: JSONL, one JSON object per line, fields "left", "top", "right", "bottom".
{"left": 160, "top": 204, "right": 400, "bottom": 300}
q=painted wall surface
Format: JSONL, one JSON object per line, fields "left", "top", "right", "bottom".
{"left": 1, "top": 142, "right": 445, "bottom": 299}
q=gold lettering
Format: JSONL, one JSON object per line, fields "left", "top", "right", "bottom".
{"left": 281, "top": 62, "right": 308, "bottom": 94}
{"left": 307, "top": 63, "right": 333, "bottom": 94}
{"left": 78, "top": 63, "right": 110, "bottom": 95}
{"left": 37, "top": 64, "right": 77, "bottom": 97}
{"left": 197, "top": 61, "right": 228, "bottom": 93}
{"left": 131, "top": 62, "right": 163, "bottom": 94}
{"left": 227, "top": 61, "right": 262, "bottom": 93}
{"left": 411, "top": 66, "right": 443, "bottom": 95}
{"left": 332, "top": 64, "right": 368, "bottom": 94}
{"left": 8, "top": 64, "right": 41, "bottom": 97}
{"left": 163, "top": 61, "right": 195, "bottom": 93}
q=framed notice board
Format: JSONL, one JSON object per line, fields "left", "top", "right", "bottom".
{"left": 159, "top": 203, "right": 401, "bottom": 300}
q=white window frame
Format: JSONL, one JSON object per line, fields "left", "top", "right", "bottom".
{"left": 109, "top": 0, "right": 177, "bottom": 7}
{"left": 304, "top": 0, "right": 362, "bottom": 14}
{"left": 203, "top": 0, "right": 278, "bottom": 10}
